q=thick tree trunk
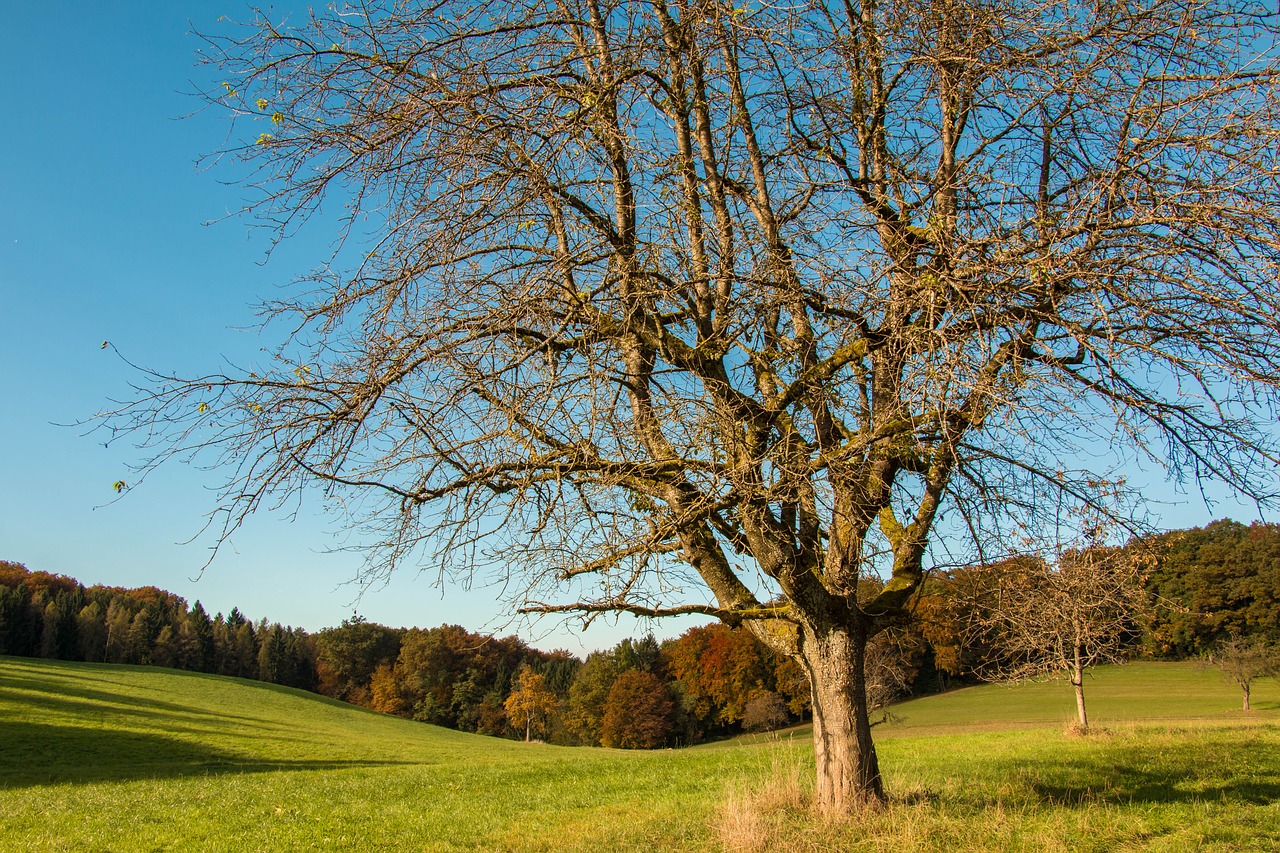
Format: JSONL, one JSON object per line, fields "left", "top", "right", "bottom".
{"left": 802, "top": 621, "right": 886, "bottom": 811}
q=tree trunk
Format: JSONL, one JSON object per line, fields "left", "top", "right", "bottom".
{"left": 1071, "top": 648, "right": 1088, "bottom": 730}
{"left": 1242, "top": 682, "right": 1251, "bottom": 712}
{"left": 802, "top": 620, "right": 886, "bottom": 811}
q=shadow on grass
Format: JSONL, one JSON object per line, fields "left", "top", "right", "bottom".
{"left": 1, "top": 656, "right": 382, "bottom": 718}
{"left": 0, "top": 675, "right": 278, "bottom": 732}
{"left": 0, "top": 720, "right": 417, "bottom": 789}
{"left": 1026, "top": 730, "right": 1280, "bottom": 806}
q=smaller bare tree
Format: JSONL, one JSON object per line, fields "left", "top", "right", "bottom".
{"left": 1208, "top": 635, "right": 1278, "bottom": 712}
{"left": 964, "top": 545, "right": 1150, "bottom": 731}
{"left": 742, "top": 691, "right": 791, "bottom": 734}
{"left": 864, "top": 630, "right": 924, "bottom": 721}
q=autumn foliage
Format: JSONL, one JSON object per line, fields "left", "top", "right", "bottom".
{"left": 600, "top": 671, "right": 676, "bottom": 749}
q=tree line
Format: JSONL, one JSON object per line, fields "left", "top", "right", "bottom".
{"left": 0, "top": 561, "right": 315, "bottom": 689}
{"left": 2, "top": 519, "right": 1277, "bottom": 746}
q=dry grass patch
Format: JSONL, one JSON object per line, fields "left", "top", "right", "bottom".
{"left": 716, "top": 749, "right": 811, "bottom": 853}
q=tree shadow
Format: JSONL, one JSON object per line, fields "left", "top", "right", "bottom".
{"left": 1024, "top": 730, "right": 1280, "bottom": 806}
{"left": 2, "top": 657, "right": 372, "bottom": 718}
{"left": 0, "top": 674, "right": 277, "bottom": 731}
{"left": 0, "top": 720, "right": 416, "bottom": 789}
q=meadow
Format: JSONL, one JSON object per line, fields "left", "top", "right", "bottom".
{"left": 0, "top": 656, "right": 1277, "bottom": 851}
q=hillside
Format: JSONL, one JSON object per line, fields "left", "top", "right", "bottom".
{"left": 2, "top": 656, "right": 1278, "bottom": 851}
{"left": 0, "top": 656, "right": 755, "bottom": 850}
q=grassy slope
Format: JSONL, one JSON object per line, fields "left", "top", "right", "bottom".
{"left": 718, "top": 660, "right": 1279, "bottom": 746}
{"left": 882, "top": 660, "right": 1277, "bottom": 733}
{"left": 1, "top": 656, "right": 1278, "bottom": 851}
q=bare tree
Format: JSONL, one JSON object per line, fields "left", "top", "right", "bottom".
{"left": 1208, "top": 634, "right": 1278, "bottom": 711}
{"left": 101, "top": 0, "right": 1280, "bottom": 809}
{"left": 864, "top": 628, "right": 923, "bottom": 717}
{"left": 963, "top": 543, "right": 1151, "bottom": 730}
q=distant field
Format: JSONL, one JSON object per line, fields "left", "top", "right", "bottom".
{"left": 724, "top": 660, "right": 1280, "bottom": 746}
{"left": 1, "top": 656, "right": 1278, "bottom": 851}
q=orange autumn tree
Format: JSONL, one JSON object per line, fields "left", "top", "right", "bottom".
{"left": 665, "top": 624, "right": 774, "bottom": 730}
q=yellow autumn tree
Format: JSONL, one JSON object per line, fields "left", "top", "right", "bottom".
{"left": 504, "top": 668, "right": 560, "bottom": 743}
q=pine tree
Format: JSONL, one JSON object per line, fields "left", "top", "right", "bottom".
{"left": 0, "top": 584, "right": 34, "bottom": 656}
{"left": 257, "top": 623, "right": 287, "bottom": 683}
{"left": 185, "top": 602, "right": 216, "bottom": 673}
{"left": 76, "top": 602, "right": 107, "bottom": 662}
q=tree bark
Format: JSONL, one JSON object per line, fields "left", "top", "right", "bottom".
{"left": 802, "top": 620, "right": 886, "bottom": 810}
{"left": 1072, "top": 647, "right": 1088, "bottom": 730}
{"left": 1242, "top": 682, "right": 1251, "bottom": 712}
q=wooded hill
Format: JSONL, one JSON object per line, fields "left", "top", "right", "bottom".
{"left": 3, "top": 519, "right": 1276, "bottom": 747}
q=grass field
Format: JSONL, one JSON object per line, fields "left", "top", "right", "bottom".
{"left": 1, "top": 656, "right": 1277, "bottom": 851}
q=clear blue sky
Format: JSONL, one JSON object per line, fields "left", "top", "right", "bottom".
{"left": 0, "top": 2, "right": 1265, "bottom": 650}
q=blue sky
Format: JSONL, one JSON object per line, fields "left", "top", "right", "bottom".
{"left": 0, "top": 2, "right": 1266, "bottom": 650}
{"left": 0, "top": 1, "right": 673, "bottom": 651}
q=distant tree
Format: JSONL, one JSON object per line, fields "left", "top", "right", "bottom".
{"left": 611, "top": 635, "right": 665, "bottom": 677}
{"left": 211, "top": 613, "right": 233, "bottom": 674}
{"left": 40, "top": 591, "right": 81, "bottom": 661}
{"left": 474, "top": 692, "right": 509, "bottom": 738}
{"left": 392, "top": 627, "right": 456, "bottom": 723}
{"left": 257, "top": 623, "right": 288, "bottom": 683}
{"left": 1209, "top": 635, "right": 1279, "bottom": 712}
{"left": 0, "top": 583, "right": 35, "bottom": 657}
{"left": 600, "top": 671, "right": 676, "bottom": 750}
{"left": 965, "top": 545, "right": 1149, "bottom": 730}
{"left": 531, "top": 650, "right": 583, "bottom": 699}
{"left": 151, "top": 625, "right": 180, "bottom": 669}
{"left": 504, "top": 668, "right": 561, "bottom": 742}
{"left": 285, "top": 627, "right": 317, "bottom": 690}
{"left": 313, "top": 617, "right": 401, "bottom": 703}
{"left": 103, "top": 598, "right": 135, "bottom": 664}
{"left": 772, "top": 657, "right": 811, "bottom": 718}
{"left": 913, "top": 586, "right": 967, "bottom": 688}
{"left": 129, "top": 604, "right": 167, "bottom": 665}
{"left": 1143, "top": 522, "right": 1280, "bottom": 657}
{"left": 564, "top": 651, "right": 622, "bottom": 747}
{"left": 389, "top": 625, "right": 526, "bottom": 728}
{"left": 664, "top": 624, "right": 773, "bottom": 731}
{"left": 76, "top": 602, "right": 107, "bottom": 663}
{"left": 0, "top": 561, "right": 30, "bottom": 589}
{"left": 368, "top": 662, "right": 406, "bottom": 715}
{"left": 231, "top": 621, "right": 258, "bottom": 679}
{"left": 0, "top": 563, "right": 79, "bottom": 599}
{"left": 862, "top": 629, "right": 925, "bottom": 714}
{"left": 183, "top": 602, "right": 216, "bottom": 673}
{"left": 742, "top": 690, "right": 791, "bottom": 733}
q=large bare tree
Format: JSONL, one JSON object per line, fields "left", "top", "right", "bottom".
{"left": 104, "top": 0, "right": 1280, "bottom": 809}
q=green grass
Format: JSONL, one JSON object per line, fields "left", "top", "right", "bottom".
{"left": 1, "top": 656, "right": 1278, "bottom": 851}
{"left": 880, "top": 660, "right": 1280, "bottom": 734}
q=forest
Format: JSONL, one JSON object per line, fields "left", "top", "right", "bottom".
{"left": 3, "top": 519, "right": 1277, "bottom": 747}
